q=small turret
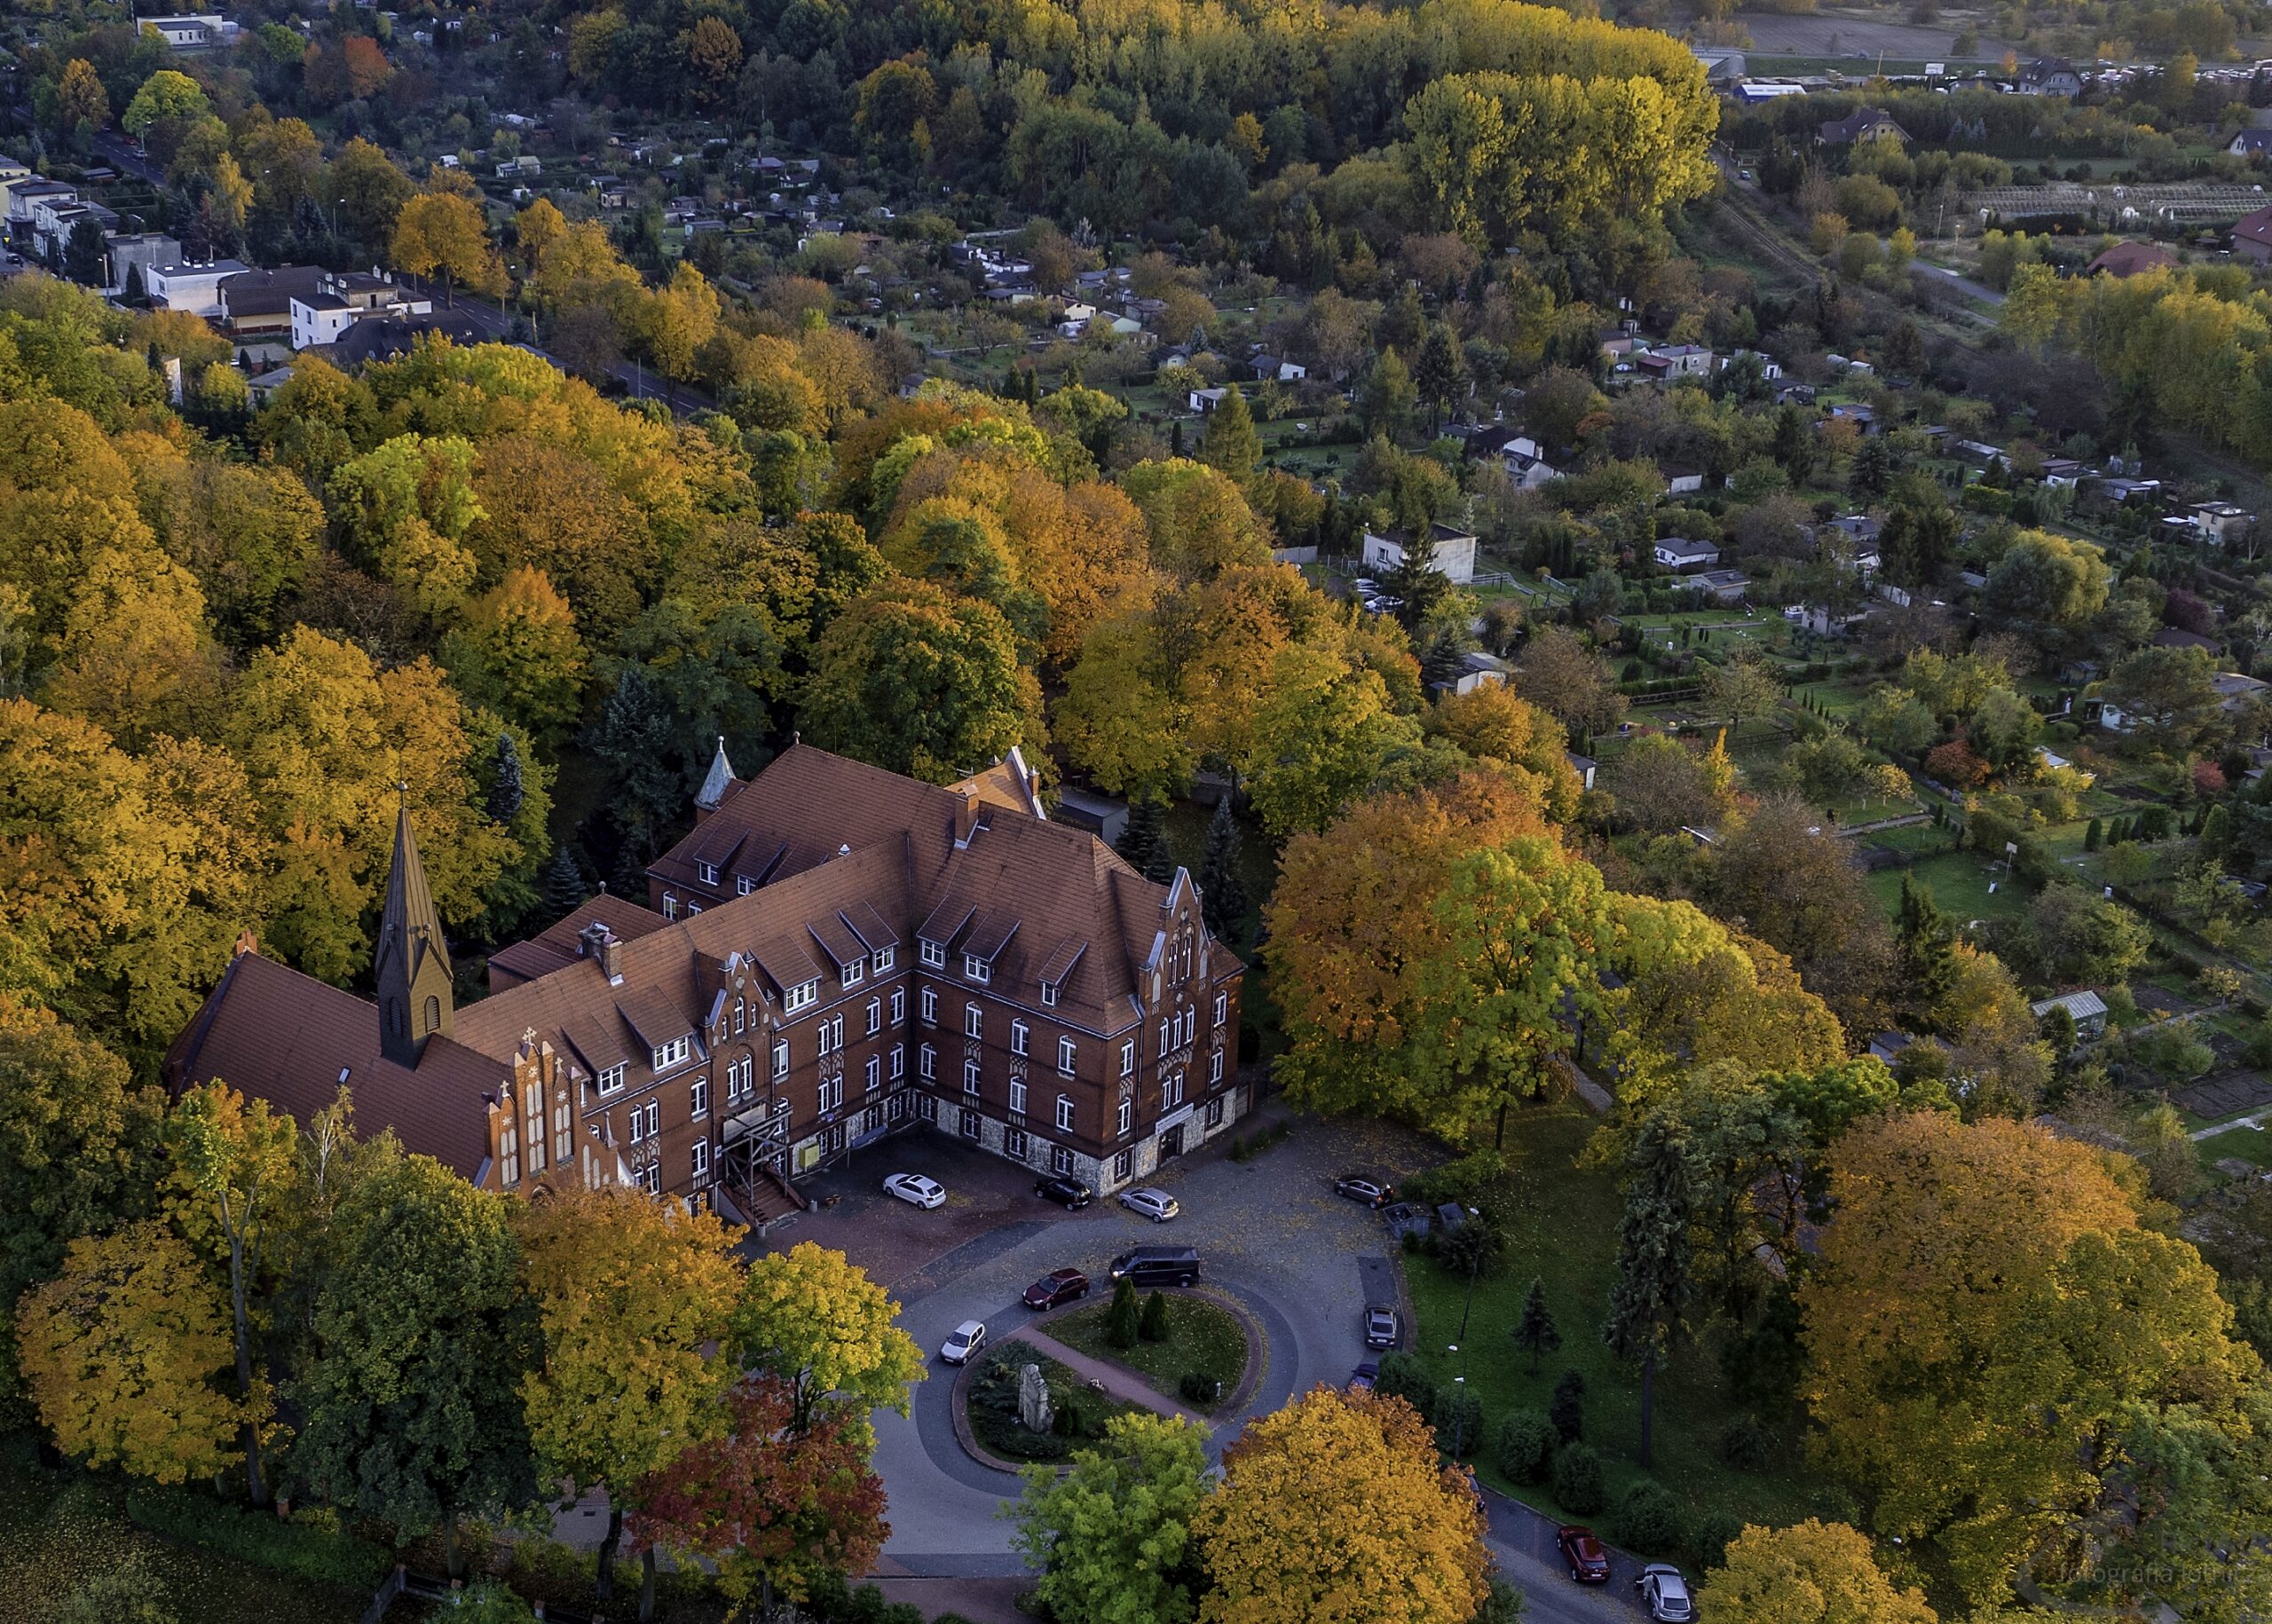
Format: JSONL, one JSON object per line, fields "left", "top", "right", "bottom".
{"left": 695, "top": 735, "right": 737, "bottom": 818}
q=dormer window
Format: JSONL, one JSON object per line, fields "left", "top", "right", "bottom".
{"left": 919, "top": 940, "right": 946, "bottom": 969}
{"left": 874, "top": 945, "right": 895, "bottom": 973}
{"left": 1040, "top": 980, "right": 1059, "bottom": 1008}
{"left": 964, "top": 954, "right": 990, "bottom": 983}
{"left": 696, "top": 860, "right": 718, "bottom": 885}
{"left": 842, "top": 957, "right": 864, "bottom": 987}
{"left": 652, "top": 1035, "right": 690, "bottom": 1072}
{"left": 737, "top": 876, "right": 756, "bottom": 896}
{"left": 597, "top": 1063, "right": 627, "bottom": 1094}
{"left": 784, "top": 981, "right": 818, "bottom": 1013}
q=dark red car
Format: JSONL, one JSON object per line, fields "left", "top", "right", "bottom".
{"left": 1558, "top": 1525, "right": 1611, "bottom": 1584}
{"left": 1022, "top": 1268, "right": 1090, "bottom": 1310}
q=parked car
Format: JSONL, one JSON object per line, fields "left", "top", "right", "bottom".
{"left": 1119, "top": 1186, "right": 1180, "bottom": 1222}
{"left": 1637, "top": 1565, "right": 1694, "bottom": 1622}
{"left": 1034, "top": 1174, "right": 1093, "bottom": 1210}
{"left": 1348, "top": 1360, "right": 1379, "bottom": 1391}
{"left": 1558, "top": 1525, "right": 1611, "bottom": 1584}
{"left": 939, "top": 1320, "right": 987, "bottom": 1365}
{"left": 883, "top": 1172, "right": 946, "bottom": 1209}
{"left": 1334, "top": 1174, "right": 1396, "bottom": 1208}
{"left": 1022, "top": 1268, "right": 1090, "bottom": 1310}
{"left": 1108, "top": 1245, "right": 1201, "bottom": 1287}
{"left": 1364, "top": 1303, "right": 1402, "bottom": 1348}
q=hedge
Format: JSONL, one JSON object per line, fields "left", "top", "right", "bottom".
{"left": 123, "top": 1484, "right": 392, "bottom": 1589}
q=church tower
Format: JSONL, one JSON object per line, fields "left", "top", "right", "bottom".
{"left": 376, "top": 798, "right": 454, "bottom": 1066}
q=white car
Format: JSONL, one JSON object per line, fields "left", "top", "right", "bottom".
{"left": 940, "top": 1319, "right": 987, "bottom": 1364}
{"left": 883, "top": 1172, "right": 946, "bottom": 1209}
{"left": 1119, "top": 1186, "right": 1180, "bottom": 1222}
{"left": 1637, "top": 1564, "right": 1694, "bottom": 1622}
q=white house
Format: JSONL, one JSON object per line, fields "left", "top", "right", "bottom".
{"left": 1435, "top": 650, "right": 1516, "bottom": 697}
{"left": 1361, "top": 524, "right": 1479, "bottom": 585}
{"left": 1187, "top": 387, "right": 1229, "bottom": 413}
{"left": 140, "top": 13, "right": 241, "bottom": 49}
{"left": 1251, "top": 354, "right": 1306, "bottom": 382}
{"left": 145, "top": 258, "right": 251, "bottom": 318}
{"left": 1502, "top": 437, "right": 1559, "bottom": 490}
{"left": 1653, "top": 538, "right": 1722, "bottom": 572}
{"left": 1659, "top": 463, "right": 1710, "bottom": 496}
{"left": 2030, "top": 989, "right": 2106, "bottom": 1037}
{"left": 1679, "top": 568, "right": 1751, "bottom": 603}
{"left": 288, "top": 271, "right": 432, "bottom": 350}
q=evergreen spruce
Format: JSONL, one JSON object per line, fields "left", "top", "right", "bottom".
{"left": 543, "top": 847, "right": 586, "bottom": 919}
{"left": 1895, "top": 873, "right": 1958, "bottom": 1013}
{"left": 487, "top": 731, "right": 525, "bottom": 824}
{"left": 1139, "top": 1288, "right": 1171, "bottom": 1343}
{"left": 2083, "top": 816, "right": 2103, "bottom": 853}
{"left": 1512, "top": 1276, "right": 1563, "bottom": 1375}
{"left": 2202, "top": 803, "right": 2231, "bottom": 856}
{"left": 1107, "top": 1278, "right": 1140, "bottom": 1349}
{"left": 1197, "top": 794, "right": 1248, "bottom": 941}
{"left": 1198, "top": 383, "right": 1260, "bottom": 482}
{"left": 1116, "top": 795, "right": 1176, "bottom": 885}
{"left": 1549, "top": 1369, "right": 1587, "bottom": 1443}
{"left": 1171, "top": 419, "right": 1185, "bottom": 456}
{"left": 1602, "top": 1116, "right": 1692, "bottom": 1470}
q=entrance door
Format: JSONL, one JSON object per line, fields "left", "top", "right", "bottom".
{"left": 1159, "top": 1123, "right": 1185, "bottom": 1162}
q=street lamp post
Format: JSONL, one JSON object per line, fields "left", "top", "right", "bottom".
{"left": 1455, "top": 1205, "right": 1483, "bottom": 1344}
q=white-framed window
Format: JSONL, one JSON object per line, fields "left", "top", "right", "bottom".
{"left": 891, "top": 988, "right": 906, "bottom": 1023}
{"left": 685, "top": 902, "right": 702, "bottom": 917}
{"left": 818, "top": 1076, "right": 842, "bottom": 1111}
{"left": 1214, "top": 991, "right": 1228, "bottom": 1027}
{"left": 691, "top": 1138, "right": 710, "bottom": 1178}
{"left": 1116, "top": 1098, "right": 1132, "bottom": 1135}
{"left": 1211, "top": 1049, "right": 1225, "bottom": 1084}
{"left": 842, "top": 957, "right": 864, "bottom": 986}
{"left": 917, "top": 1093, "right": 937, "bottom": 1123}
{"left": 865, "top": 1054, "right": 880, "bottom": 1092}
{"left": 1119, "top": 1040, "right": 1135, "bottom": 1077}
{"left": 964, "top": 1058, "right": 981, "bottom": 1095}
{"left": 1164, "top": 1071, "right": 1184, "bottom": 1109}
{"left": 919, "top": 1043, "right": 935, "bottom": 1079}
{"left": 629, "top": 1101, "right": 655, "bottom": 1144}
{"left": 1113, "top": 1148, "right": 1133, "bottom": 1181}
{"left": 1055, "top": 1095, "right": 1076, "bottom": 1131}
{"left": 1051, "top": 1145, "right": 1073, "bottom": 1175}
{"left": 874, "top": 944, "right": 895, "bottom": 973}
{"left": 965, "top": 954, "right": 990, "bottom": 983}
{"left": 866, "top": 997, "right": 882, "bottom": 1036}
{"left": 1058, "top": 1036, "right": 1077, "bottom": 1076}
{"left": 919, "top": 988, "right": 937, "bottom": 1024}
{"left": 663, "top": 895, "right": 677, "bottom": 920}
{"left": 1006, "top": 1127, "right": 1029, "bottom": 1159}
{"left": 964, "top": 1004, "right": 983, "bottom": 1039}
{"left": 1158, "top": 1021, "right": 1170, "bottom": 1055}
{"left": 890, "top": 1044, "right": 905, "bottom": 1079}
{"left": 817, "top": 1015, "right": 844, "bottom": 1057}
{"left": 597, "top": 1063, "right": 627, "bottom": 1095}
{"left": 919, "top": 939, "right": 946, "bottom": 969}
{"left": 726, "top": 1056, "right": 751, "bottom": 1102}
{"left": 641, "top": 1163, "right": 661, "bottom": 1194}
{"left": 733, "top": 998, "right": 746, "bottom": 1035}
{"left": 1011, "top": 1020, "right": 1029, "bottom": 1057}
{"left": 772, "top": 1040, "right": 790, "bottom": 1079}
{"left": 737, "top": 875, "right": 756, "bottom": 896}
{"left": 1040, "top": 980, "right": 1059, "bottom": 1008}
{"left": 1010, "top": 1077, "right": 1027, "bottom": 1114}
{"left": 785, "top": 981, "right": 818, "bottom": 1014}
{"left": 653, "top": 1036, "right": 690, "bottom": 1071}
{"left": 690, "top": 1076, "right": 709, "bottom": 1119}
{"left": 696, "top": 859, "right": 717, "bottom": 885}
{"left": 959, "top": 1107, "right": 982, "bottom": 1140}
{"left": 501, "top": 1123, "right": 519, "bottom": 1187}
{"left": 1206, "top": 1097, "right": 1226, "bottom": 1128}
{"left": 888, "top": 1092, "right": 907, "bottom": 1123}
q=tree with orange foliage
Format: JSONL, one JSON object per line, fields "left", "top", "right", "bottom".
{"left": 1193, "top": 1385, "right": 1488, "bottom": 1624}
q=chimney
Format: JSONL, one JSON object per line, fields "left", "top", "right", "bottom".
{"left": 579, "top": 921, "right": 622, "bottom": 982}
{"left": 953, "top": 797, "right": 981, "bottom": 848}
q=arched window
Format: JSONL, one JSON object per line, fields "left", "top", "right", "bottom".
{"left": 422, "top": 995, "right": 441, "bottom": 1036}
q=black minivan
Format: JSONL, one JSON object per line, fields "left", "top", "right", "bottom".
{"left": 1108, "top": 1245, "right": 1202, "bottom": 1288}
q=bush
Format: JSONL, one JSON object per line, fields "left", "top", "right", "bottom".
{"left": 1613, "top": 1479, "right": 1685, "bottom": 1552}
{"left": 1494, "top": 1408, "right": 1558, "bottom": 1484}
{"left": 1179, "top": 1370, "right": 1223, "bottom": 1405}
{"left": 1107, "top": 1277, "right": 1140, "bottom": 1348}
{"left": 1428, "top": 1213, "right": 1505, "bottom": 1277}
{"left": 1139, "top": 1289, "right": 1171, "bottom": 1342}
{"left": 1433, "top": 1386, "right": 1484, "bottom": 1458}
{"left": 1551, "top": 1441, "right": 1607, "bottom": 1516}
{"left": 1720, "top": 1413, "right": 1774, "bottom": 1470}
{"left": 454, "top": 1581, "right": 540, "bottom": 1624}
{"left": 122, "top": 1484, "right": 391, "bottom": 1589}
{"left": 1549, "top": 1368, "right": 1586, "bottom": 1442}
{"left": 1689, "top": 1510, "right": 1746, "bottom": 1572}
{"left": 1372, "top": 1352, "right": 1436, "bottom": 1420}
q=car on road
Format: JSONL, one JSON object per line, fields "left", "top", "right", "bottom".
{"left": 1022, "top": 1268, "right": 1091, "bottom": 1310}
{"left": 1558, "top": 1525, "right": 1611, "bottom": 1584}
{"left": 882, "top": 1172, "right": 946, "bottom": 1209}
{"left": 1334, "top": 1174, "right": 1397, "bottom": 1208}
{"left": 1364, "top": 1303, "right": 1402, "bottom": 1348}
{"left": 1119, "top": 1186, "right": 1180, "bottom": 1222}
{"left": 1108, "top": 1245, "right": 1201, "bottom": 1287}
{"left": 1349, "top": 1360, "right": 1378, "bottom": 1391}
{"left": 1637, "top": 1564, "right": 1694, "bottom": 1621}
{"left": 939, "top": 1320, "right": 987, "bottom": 1364}
{"left": 1034, "top": 1174, "right": 1094, "bottom": 1209}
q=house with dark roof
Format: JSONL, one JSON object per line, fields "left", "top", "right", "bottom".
{"left": 2235, "top": 203, "right": 2272, "bottom": 264}
{"left": 2232, "top": 130, "right": 2272, "bottom": 160}
{"left": 1818, "top": 108, "right": 1908, "bottom": 146}
{"left": 2018, "top": 58, "right": 2083, "bottom": 97}
{"left": 169, "top": 744, "right": 1248, "bottom": 1226}
{"left": 2086, "top": 240, "right": 2176, "bottom": 277}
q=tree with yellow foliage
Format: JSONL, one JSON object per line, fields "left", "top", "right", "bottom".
{"left": 1801, "top": 1112, "right": 2261, "bottom": 1602}
{"left": 638, "top": 262, "right": 721, "bottom": 402}
{"left": 438, "top": 566, "right": 588, "bottom": 745}
{"left": 54, "top": 59, "right": 108, "bottom": 134}
{"left": 1423, "top": 682, "right": 1583, "bottom": 823}
{"left": 392, "top": 190, "right": 504, "bottom": 303}
{"left": 516, "top": 1185, "right": 746, "bottom": 1604}
{"left": 732, "top": 1241, "right": 923, "bottom": 1445}
{"left": 1194, "top": 1386, "right": 1487, "bottom": 1624}
{"left": 1701, "top": 1519, "right": 1936, "bottom": 1624}
{"left": 1245, "top": 642, "right": 1421, "bottom": 839}
{"left": 16, "top": 1222, "right": 241, "bottom": 1484}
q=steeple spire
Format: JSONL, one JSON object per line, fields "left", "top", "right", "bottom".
{"left": 376, "top": 790, "right": 454, "bottom": 1066}
{"left": 695, "top": 734, "right": 737, "bottom": 814}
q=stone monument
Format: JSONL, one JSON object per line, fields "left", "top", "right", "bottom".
{"left": 1017, "top": 1363, "right": 1053, "bottom": 1433}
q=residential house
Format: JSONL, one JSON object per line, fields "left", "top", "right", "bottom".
{"left": 1636, "top": 343, "right": 1714, "bottom": 381}
{"left": 2029, "top": 989, "right": 2107, "bottom": 1038}
{"left": 217, "top": 264, "right": 325, "bottom": 348}
{"left": 170, "top": 744, "right": 1249, "bottom": 1219}
{"left": 2231, "top": 130, "right": 2272, "bottom": 160}
{"left": 1680, "top": 568, "right": 1751, "bottom": 603}
{"left": 1818, "top": 108, "right": 1909, "bottom": 146}
{"left": 1361, "top": 524, "right": 1479, "bottom": 584}
{"left": 1502, "top": 436, "right": 1561, "bottom": 490}
{"left": 2234, "top": 204, "right": 2272, "bottom": 264}
{"left": 1049, "top": 786, "right": 1130, "bottom": 847}
{"left": 2175, "top": 501, "right": 2254, "bottom": 545}
{"left": 146, "top": 258, "right": 252, "bottom": 318}
{"left": 1434, "top": 651, "right": 1516, "bottom": 698}
{"left": 33, "top": 199, "right": 117, "bottom": 267}
{"left": 322, "top": 311, "right": 485, "bottom": 368}
{"left": 1566, "top": 753, "right": 1598, "bottom": 792}
{"left": 106, "top": 233, "right": 182, "bottom": 298}
{"left": 1187, "top": 387, "right": 1229, "bottom": 414}
{"left": 140, "top": 12, "right": 241, "bottom": 48}
{"left": 1653, "top": 537, "right": 1723, "bottom": 572}
{"left": 2017, "top": 58, "right": 2084, "bottom": 97}
{"left": 5, "top": 179, "right": 77, "bottom": 245}
{"left": 289, "top": 270, "right": 434, "bottom": 351}
{"left": 1251, "top": 354, "right": 1306, "bottom": 382}
{"left": 1826, "top": 401, "right": 1879, "bottom": 436}
{"left": 2087, "top": 240, "right": 2178, "bottom": 276}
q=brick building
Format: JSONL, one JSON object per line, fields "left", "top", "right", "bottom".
{"left": 166, "top": 744, "right": 1249, "bottom": 1223}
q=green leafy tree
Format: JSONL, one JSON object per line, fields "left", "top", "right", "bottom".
{"left": 1603, "top": 1116, "right": 1692, "bottom": 1469}
{"left": 1355, "top": 347, "right": 1417, "bottom": 440}
{"left": 1704, "top": 650, "right": 1783, "bottom": 732}
{"left": 1895, "top": 874, "right": 1958, "bottom": 1020}
{"left": 1511, "top": 1276, "right": 1561, "bottom": 1375}
{"left": 1198, "top": 384, "right": 1260, "bottom": 483}
{"left": 1010, "top": 1411, "right": 1210, "bottom": 1624}
{"left": 1413, "top": 324, "right": 1467, "bottom": 436}
{"left": 730, "top": 1241, "right": 924, "bottom": 1444}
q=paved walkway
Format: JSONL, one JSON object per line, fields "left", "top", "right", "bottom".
{"left": 1009, "top": 1324, "right": 1211, "bottom": 1425}
{"left": 2190, "top": 1111, "right": 2268, "bottom": 1141}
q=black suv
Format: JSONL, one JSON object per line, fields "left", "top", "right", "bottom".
{"left": 1108, "top": 1246, "right": 1202, "bottom": 1288}
{"left": 1034, "top": 1175, "right": 1094, "bottom": 1210}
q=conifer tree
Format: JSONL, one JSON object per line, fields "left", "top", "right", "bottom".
{"left": 543, "top": 847, "right": 586, "bottom": 919}
{"left": 1549, "top": 1369, "right": 1586, "bottom": 1443}
{"left": 1107, "top": 1277, "right": 1140, "bottom": 1349}
{"left": 1603, "top": 1116, "right": 1692, "bottom": 1469}
{"left": 1511, "top": 1276, "right": 1562, "bottom": 1375}
{"left": 1199, "top": 383, "right": 1260, "bottom": 483}
{"left": 1139, "top": 1288, "right": 1171, "bottom": 1342}
{"left": 1116, "top": 795, "right": 1175, "bottom": 885}
{"left": 487, "top": 730, "right": 525, "bottom": 824}
{"left": 1198, "top": 793, "right": 1248, "bottom": 941}
{"left": 2083, "top": 816, "right": 2103, "bottom": 852}
{"left": 1895, "top": 872, "right": 1957, "bottom": 1015}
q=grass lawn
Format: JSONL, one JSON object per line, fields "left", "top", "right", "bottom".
{"left": 2198, "top": 1125, "right": 2272, "bottom": 1168}
{"left": 1866, "top": 849, "right": 2031, "bottom": 925}
{"left": 966, "top": 1341, "right": 1152, "bottom": 1461}
{"left": 0, "top": 1439, "right": 367, "bottom": 1623}
{"left": 1401, "top": 1108, "right": 1850, "bottom": 1542}
{"left": 1049, "top": 1292, "right": 1249, "bottom": 1412}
